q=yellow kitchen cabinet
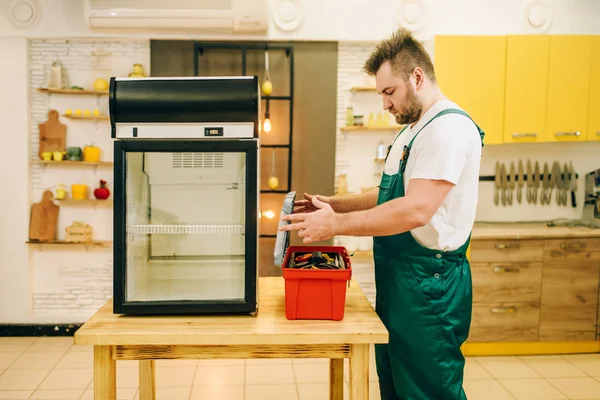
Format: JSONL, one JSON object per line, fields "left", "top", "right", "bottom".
{"left": 545, "top": 35, "right": 593, "bottom": 142}
{"left": 588, "top": 36, "right": 600, "bottom": 141}
{"left": 503, "top": 35, "right": 550, "bottom": 143}
{"left": 434, "top": 36, "right": 507, "bottom": 145}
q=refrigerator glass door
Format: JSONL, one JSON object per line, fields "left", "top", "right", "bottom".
{"left": 125, "top": 151, "right": 247, "bottom": 302}
{"left": 114, "top": 138, "right": 259, "bottom": 315}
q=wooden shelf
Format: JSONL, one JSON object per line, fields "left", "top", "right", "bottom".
{"left": 340, "top": 126, "right": 402, "bottom": 132}
{"left": 62, "top": 114, "right": 109, "bottom": 121}
{"left": 26, "top": 240, "right": 112, "bottom": 247}
{"left": 37, "top": 88, "right": 108, "bottom": 95}
{"left": 56, "top": 199, "right": 113, "bottom": 206}
{"left": 34, "top": 160, "right": 113, "bottom": 167}
{"left": 350, "top": 87, "right": 377, "bottom": 92}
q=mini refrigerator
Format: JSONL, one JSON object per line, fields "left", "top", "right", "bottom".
{"left": 109, "top": 76, "right": 260, "bottom": 315}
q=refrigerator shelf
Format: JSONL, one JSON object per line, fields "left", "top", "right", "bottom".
{"left": 128, "top": 224, "right": 245, "bottom": 235}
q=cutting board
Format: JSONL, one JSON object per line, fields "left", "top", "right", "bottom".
{"left": 38, "top": 110, "right": 66, "bottom": 159}
{"left": 29, "top": 190, "right": 59, "bottom": 242}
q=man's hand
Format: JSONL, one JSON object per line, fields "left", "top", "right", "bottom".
{"left": 280, "top": 196, "right": 337, "bottom": 243}
{"left": 293, "top": 193, "right": 331, "bottom": 214}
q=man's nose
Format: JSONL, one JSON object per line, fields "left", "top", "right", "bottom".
{"left": 383, "top": 98, "right": 392, "bottom": 110}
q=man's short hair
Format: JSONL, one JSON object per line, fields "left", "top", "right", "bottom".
{"left": 363, "top": 27, "right": 436, "bottom": 83}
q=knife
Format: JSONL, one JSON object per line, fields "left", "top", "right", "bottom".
{"left": 561, "top": 163, "right": 569, "bottom": 206}
{"left": 549, "top": 162, "right": 559, "bottom": 206}
{"left": 501, "top": 163, "right": 507, "bottom": 206}
{"left": 533, "top": 161, "right": 540, "bottom": 204}
{"left": 526, "top": 160, "right": 533, "bottom": 203}
{"left": 494, "top": 161, "right": 501, "bottom": 205}
{"left": 517, "top": 160, "right": 524, "bottom": 204}
{"left": 542, "top": 162, "right": 549, "bottom": 205}
{"left": 570, "top": 161, "right": 577, "bottom": 208}
{"left": 508, "top": 162, "right": 516, "bottom": 205}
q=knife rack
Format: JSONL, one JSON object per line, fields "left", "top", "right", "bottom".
{"left": 479, "top": 173, "right": 579, "bottom": 182}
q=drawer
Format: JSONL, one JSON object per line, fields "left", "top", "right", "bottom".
{"left": 539, "top": 305, "right": 598, "bottom": 341}
{"left": 544, "top": 238, "right": 600, "bottom": 261}
{"left": 471, "top": 262, "right": 541, "bottom": 303}
{"left": 470, "top": 239, "right": 544, "bottom": 263}
{"left": 468, "top": 302, "right": 539, "bottom": 342}
{"left": 540, "top": 260, "right": 599, "bottom": 341}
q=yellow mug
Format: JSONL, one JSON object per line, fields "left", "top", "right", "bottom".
{"left": 53, "top": 151, "right": 64, "bottom": 161}
{"left": 42, "top": 152, "right": 52, "bottom": 161}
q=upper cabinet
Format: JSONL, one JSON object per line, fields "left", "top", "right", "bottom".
{"left": 588, "top": 36, "right": 600, "bottom": 142}
{"left": 503, "top": 35, "right": 550, "bottom": 144}
{"left": 434, "top": 34, "right": 599, "bottom": 145}
{"left": 545, "top": 36, "right": 592, "bottom": 142}
{"left": 434, "top": 36, "right": 507, "bottom": 146}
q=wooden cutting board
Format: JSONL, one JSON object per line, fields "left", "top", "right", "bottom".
{"left": 29, "top": 190, "right": 59, "bottom": 242}
{"left": 38, "top": 110, "right": 66, "bottom": 159}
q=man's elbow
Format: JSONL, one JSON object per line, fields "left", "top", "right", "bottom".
{"left": 411, "top": 203, "right": 434, "bottom": 229}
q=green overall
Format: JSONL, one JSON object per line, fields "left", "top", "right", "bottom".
{"left": 374, "top": 108, "right": 484, "bottom": 400}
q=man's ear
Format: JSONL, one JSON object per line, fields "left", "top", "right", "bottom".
{"left": 412, "top": 67, "right": 425, "bottom": 88}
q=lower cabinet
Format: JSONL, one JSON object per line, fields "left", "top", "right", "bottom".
{"left": 468, "top": 237, "right": 600, "bottom": 343}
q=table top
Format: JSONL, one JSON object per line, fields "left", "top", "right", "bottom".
{"left": 74, "top": 277, "right": 388, "bottom": 346}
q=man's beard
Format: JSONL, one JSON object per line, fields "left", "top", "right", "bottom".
{"left": 395, "top": 86, "right": 422, "bottom": 125}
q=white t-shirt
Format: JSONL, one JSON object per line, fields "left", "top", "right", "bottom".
{"left": 383, "top": 99, "right": 482, "bottom": 251}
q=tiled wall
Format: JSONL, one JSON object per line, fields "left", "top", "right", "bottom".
{"left": 28, "top": 39, "right": 149, "bottom": 318}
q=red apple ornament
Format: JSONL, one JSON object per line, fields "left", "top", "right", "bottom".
{"left": 94, "top": 180, "right": 110, "bottom": 200}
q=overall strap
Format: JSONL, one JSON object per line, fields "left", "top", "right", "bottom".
{"left": 399, "top": 108, "right": 485, "bottom": 173}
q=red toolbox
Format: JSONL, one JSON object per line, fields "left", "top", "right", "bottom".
{"left": 274, "top": 192, "right": 352, "bottom": 321}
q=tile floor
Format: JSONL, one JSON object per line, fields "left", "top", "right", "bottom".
{"left": 0, "top": 337, "right": 600, "bottom": 399}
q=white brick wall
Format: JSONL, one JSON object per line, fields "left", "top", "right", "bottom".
{"left": 334, "top": 42, "right": 397, "bottom": 252}
{"left": 29, "top": 39, "right": 149, "bottom": 318}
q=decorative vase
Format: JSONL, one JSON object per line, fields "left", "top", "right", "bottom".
{"left": 71, "top": 184, "right": 87, "bottom": 200}
{"left": 83, "top": 146, "right": 100, "bottom": 162}
{"left": 128, "top": 64, "right": 146, "bottom": 78}
{"left": 93, "top": 180, "right": 110, "bottom": 200}
{"left": 66, "top": 147, "right": 82, "bottom": 161}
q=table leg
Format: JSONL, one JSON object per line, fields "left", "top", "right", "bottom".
{"left": 329, "top": 358, "right": 344, "bottom": 400}
{"left": 349, "top": 344, "right": 369, "bottom": 400}
{"left": 94, "top": 345, "right": 116, "bottom": 400}
{"left": 139, "top": 360, "right": 156, "bottom": 400}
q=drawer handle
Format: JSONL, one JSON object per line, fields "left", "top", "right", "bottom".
{"left": 493, "top": 266, "right": 520, "bottom": 273}
{"left": 512, "top": 132, "right": 537, "bottom": 138}
{"left": 560, "top": 242, "right": 586, "bottom": 249}
{"left": 491, "top": 307, "right": 516, "bottom": 314}
{"left": 494, "top": 243, "right": 520, "bottom": 249}
{"left": 554, "top": 131, "right": 581, "bottom": 137}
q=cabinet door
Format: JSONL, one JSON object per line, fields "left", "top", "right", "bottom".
{"left": 588, "top": 36, "right": 600, "bottom": 141}
{"left": 434, "top": 36, "right": 507, "bottom": 145}
{"left": 540, "top": 239, "right": 600, "bottom": 341}
{"left": 545, "top": 36, "right": 593, "bottom": 142}
{"left": 503, "top": 35, "right": 550, "bottom": 143}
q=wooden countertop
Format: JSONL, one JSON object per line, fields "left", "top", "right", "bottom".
{"left": 74, "top": 277, "right": 388, "bottom": 346}
{"left": 472, "top": 222, "right": 600, "bottom": 240}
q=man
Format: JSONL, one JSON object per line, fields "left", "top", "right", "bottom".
{"left": 280, "top": 27, "right": 484, "bottom": 399}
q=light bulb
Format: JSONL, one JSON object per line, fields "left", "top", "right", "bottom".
{"left": 263, "top": 118, "right": 272, "bottom": 133}
{"left": 263, "top": 210, "right": 275, "bottom": 219}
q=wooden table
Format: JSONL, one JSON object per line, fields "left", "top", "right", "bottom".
{"left": 74, "top": 277, "right": 388, "bottom": 400}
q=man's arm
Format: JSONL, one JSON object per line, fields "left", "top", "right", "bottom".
{"left": 280, "top": 178, "right": 454, "bottom": 244}
{"left": 330, "top": 188, "right": 379, "bottom": 213}
{"left": 294, "top": 188, "right": 379, "bottom": 214}
{"left": 335, "top": 178, "right": 453, "bottom": 237}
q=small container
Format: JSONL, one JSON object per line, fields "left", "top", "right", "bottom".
{"left": 274, "top": 192, "right": 352, "bottom": 321}
{"left": 83, "top": 146, "right": 100, "bottom": 162}
{"left": 345, "top": 107, "right": 354, "bottom": 127}
{"left": 353, "top": 115, "right": 364, "bottom": 126}
{"left": 71, "top": 184, "right": 88, "bottom": 200}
